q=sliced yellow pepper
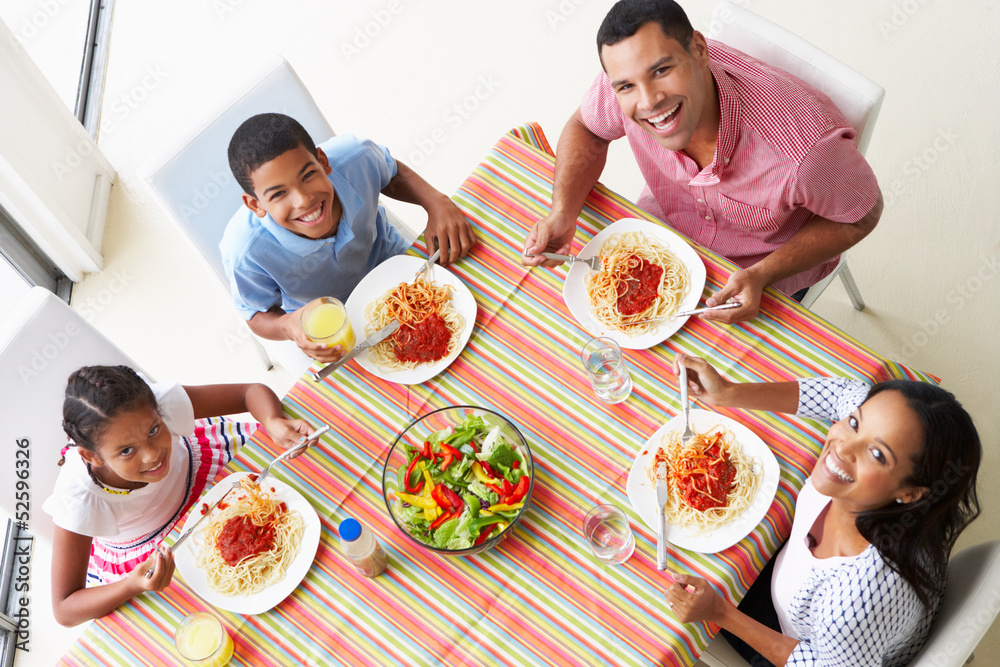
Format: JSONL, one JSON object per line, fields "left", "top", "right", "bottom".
{"left": 479, "top": 510, "right": 494, "bottom": 517}
{"left": 472, "top": 461, "right": 493, "bottom": 485}
{"left": 488, "top": 502, "right": 525, "bottom": 513}
{"left": 422, "top": 468, "right": 436, "bottom": 492}
{"left": 392, "top": 492, "right": 437, "bottom": 509}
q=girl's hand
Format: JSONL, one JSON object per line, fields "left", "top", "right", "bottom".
{"left": 673, "top": 354, "right": 734, "bottom": 407}
{"left": 263, "top": 417, "right": 315, "bottom": 456}
{"left": 665, "top": 573, "right": 730, "bottom": 625}
{"left": 130, "top": 546, "right": 175, "bottom": 593}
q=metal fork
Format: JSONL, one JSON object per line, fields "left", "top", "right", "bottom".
{"left": 524, "top": 252, "right": 601, "bottom": 271}
{"left": 679, "top": 365, "right": 694, "bottom": 447}
{"left": 256, "top": 425, "right": 331, "bottom": 487}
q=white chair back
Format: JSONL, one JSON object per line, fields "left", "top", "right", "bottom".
{"left": 707, "top": 1, "right": 884, "bottom": 156}
{"left": 910, "top": 540, "right": 1000, "bottom": 666}
{"left": 0, "top": 287, "right": 146, "bottom": 542}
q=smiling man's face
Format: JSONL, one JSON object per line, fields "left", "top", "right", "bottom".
{"left": 601, "top": 22, "right": 716, "bottom": 154}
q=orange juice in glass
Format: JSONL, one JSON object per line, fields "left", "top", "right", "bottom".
{"left": 174, "top": 612, "right": 234, "bottom": 666}
{"left": 299, "top": 297, "right": 356, "bottom": 352}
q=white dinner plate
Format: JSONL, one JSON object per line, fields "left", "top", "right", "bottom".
{"left": 563, "top": 218, "right": 706, "bottom": 350}
{"left": 173, "top": 472, "right": 321, "bottom": 615}
{"left": 625, "top": 410, "right": 780, "bottom": 554}
{"left": 345, "top": 255, "right": 477, "bottom": 385}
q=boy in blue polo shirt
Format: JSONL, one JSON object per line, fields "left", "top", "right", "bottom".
{"left": 220, "top": 113, "right": 475, "bottom": 363}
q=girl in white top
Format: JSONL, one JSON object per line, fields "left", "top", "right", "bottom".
{"left": 43, "top": 365, "right": 316, "bottom": 627}
{"left": 664, "top": 355, "right": 982, "bottom": 667}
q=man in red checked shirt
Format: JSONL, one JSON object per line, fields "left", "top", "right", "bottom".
{"left": 522, "top": 0, "right": 882, "bottom": 324}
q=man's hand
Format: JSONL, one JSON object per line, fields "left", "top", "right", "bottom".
{"left": 282, "top": 310, "right": 348, "bottom": 363}
{"left": 522, "top": 209, "right": 577, "bottom": 267}
{"left": 424, "top": 195, "right": 476, "bottom": 265}
{"left": 700, "top": 268, "right": 767, "bottom": 324}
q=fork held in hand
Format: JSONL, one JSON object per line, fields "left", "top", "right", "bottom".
{"left": 525, "top": 252, "right": 602, "bottom": 271}
{"left": 679, "top": 365, "right": 694, "bottom": 448}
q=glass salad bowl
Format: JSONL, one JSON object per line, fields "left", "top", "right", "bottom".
{"left": 381, "top": 406, "right": 534, "bottom": 556}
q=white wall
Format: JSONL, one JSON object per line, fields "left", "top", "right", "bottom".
{"left": 49, "top": 0, "right": 1000, "bottom": 661}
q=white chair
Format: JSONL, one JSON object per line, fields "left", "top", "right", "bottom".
{"left": 138, "top": 56, "right": 413, "bottom": 377}
{"left": 910, "top": 540, "right": 1000, "bottom": 666}
{"left": 698, "top": 539, "right": 1000, "bottom": 667}
{"left": 0, "top": 287, "right": 147, "bottom": 542}
{"left": 707, "top": 1, "right": 884, "bottom": 311}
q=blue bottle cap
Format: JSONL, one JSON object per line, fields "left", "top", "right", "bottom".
{"left": 340, "top": 517, "right": 361, "bottom": 542}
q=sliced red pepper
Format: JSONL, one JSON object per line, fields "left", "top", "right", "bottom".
{"left": 429, "top": 510, "right": 453, "bottom": 530}
{"left": 501, "top": 478, "right": 514, "bottom": 497}
{"left": 440, "top": 486, "right": 464, "bottom": 513}
{"left": 439, "top": 454, "right": 454, "bottom": 472}
{"left": 506, "top": 476, "right": 529, "bottom": 505}
{"left": 474, "top": 525, "right": 495, "bottom": 546}
{"left": 440, "top": 443, "right": 462, "bottom": 459}
{"left": 484, "top": 482, "right": 505, "bottom": 497}
{"left": 431, "top": 485, "right": 452, "bottom": 511}
{"left": 404, "top": 457, "right": 424, "bottom": 494}
{"left": 512, "top": 460, "right": 519, "bottom": 469}
{"left": 421, "top": 440, "right": 434, "bottom": 460}
{"left": 479, "top": 461, "right": 498, "bottom": 478}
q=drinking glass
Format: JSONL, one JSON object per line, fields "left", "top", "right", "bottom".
{"left": 583, "top": 504, "right": 635, "bottom": 565}
{"left": 580, "top": 337, "right": 632, "bottom": 404}
{"left": 299, "top": 297, "right": 356, "bottom": 352}
{"left": 174, "top": 612, "right": 234, "bottom": 666}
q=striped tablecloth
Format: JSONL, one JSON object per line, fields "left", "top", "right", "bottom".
{"left": 62, "top": 124, "right": 934, "bottom": 667}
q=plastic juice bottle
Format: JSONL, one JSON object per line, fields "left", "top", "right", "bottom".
{"left": 339, "top": 517, "right": 387, "bottom": 577}
{"left": 175, "top": 612, "right": 234, "bottom": 666}
{"left": 301, "top": 299, "right": 356, "bottom": 351}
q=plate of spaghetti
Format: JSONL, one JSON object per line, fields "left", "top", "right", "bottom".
{"left": 563, "top": 218, "right": 705, "bottom": 349}
{"left": 174, "top": 472, "right": 320, "bottom": 615}
{"left": 625, "top": 410, "right": 779, "bottom": 553}
{"left": 345, "top": 255, "right": 476, "bottom": 385}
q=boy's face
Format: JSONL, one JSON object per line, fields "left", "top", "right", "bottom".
{"left": 242, "top": 145, "right": 343, "bottom": 240}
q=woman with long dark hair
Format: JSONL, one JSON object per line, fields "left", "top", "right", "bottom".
{"left": 665, "top": 355, "right": 981, "bottom": 666}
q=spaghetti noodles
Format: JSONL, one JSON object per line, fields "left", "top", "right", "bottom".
{"left": 647, "top": 426, "right": 760, "bottom": 533}
{"left": 196, "top": 477, "right": 304, "bottom": 596}
{"left": 585, "top": 231, "right": 689, "bottom": 335}
{"left": 364, "top": 274, "right": 464, "bottom": 371}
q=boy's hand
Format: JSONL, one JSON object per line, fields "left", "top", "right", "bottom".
{"left": 283, "top": 311, "right": 348, "bottom": 363}
{"left": 262, "top": 417, "right": 315, "bottom": 456}
{"left": 424, "top": 195, "right": 476, "bottom": 265}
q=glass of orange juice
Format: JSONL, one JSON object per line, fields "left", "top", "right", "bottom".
{"left": 299, "top": 297, "right": 356, "bottom": 352}
{"left": 174, "top": 612, "right": 234, "bottom": 666}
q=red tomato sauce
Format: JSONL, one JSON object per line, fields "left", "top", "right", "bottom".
{"left": 216, "top": 513, "right": 277, "bottom": 566}
{"left": 615, "top": 255, "right": 663, "bottom": 315}
{"left": 392, "top": 314, "right": 452, "bottom": 363}
{"left": 678, "top": 443, "right": 736, "bottom": 511}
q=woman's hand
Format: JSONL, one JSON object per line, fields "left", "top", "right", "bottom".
{"left": 673, "top": 354, "right": 735, "bottom": 407}
{"left": 129, "top": 546, "right": 175, "bottom": 593}
{"left": 665, "top": 573, "right": 731, "bottom": 625}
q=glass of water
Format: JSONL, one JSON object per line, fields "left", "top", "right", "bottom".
{"left": 580, "top": 337, "right": 633, "bottom": 404}
{"left": 583, "top": 504, "right": 635, "bottom": 565}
